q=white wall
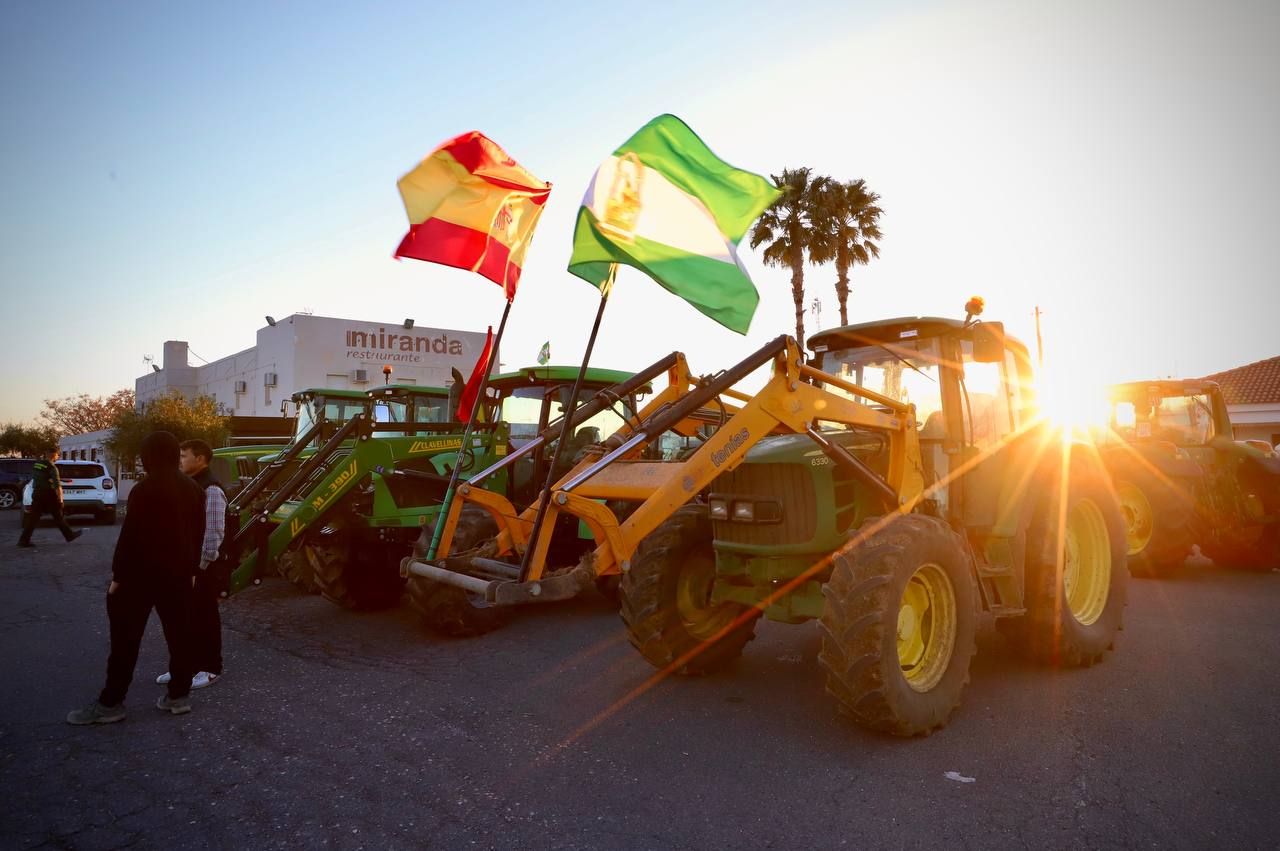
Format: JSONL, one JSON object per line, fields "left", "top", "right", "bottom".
{"left": 136, "top": 314, "right": 488, "bottom": 415}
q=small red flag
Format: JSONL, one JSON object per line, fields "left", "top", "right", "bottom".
{"left": 457, "top": 327, "right": 495, "bottom": 423}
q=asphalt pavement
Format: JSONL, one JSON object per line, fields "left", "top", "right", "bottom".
{"left": 2, "top": 508, "right": 1278, "bottom": 850}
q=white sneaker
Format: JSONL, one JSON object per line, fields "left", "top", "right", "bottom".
{"left": 191, "top": 671, "right": 220, "bottom": 690}
{"left": 156, "top": 672, "right": 172, "bottom": 685}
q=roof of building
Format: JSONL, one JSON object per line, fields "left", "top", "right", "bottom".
{"left": 1202, "top": 355, "right": 1280, "bottom": 405}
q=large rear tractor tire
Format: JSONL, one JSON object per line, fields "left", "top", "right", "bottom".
{"left": 818, "top": 514, "right": 978, "bottom": 737}
{"left": 1203, "top": 524, "right": 1280, "bottom": 572}
{"left": 407, "top": 509, "right": 510, "bottom": 637}
{"left": 1114, "top": 476, "right": 1195, "bottom": 577}
{"left": 620, "top": 505, "right": 758, "bottom": 675}
{"left": 1003, "top": 462, "right": 1128, "bottom": 666}
{"left": 310, "top": 540, "right": 406, "bottom": 611}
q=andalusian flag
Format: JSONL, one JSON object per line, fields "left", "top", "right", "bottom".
{"left": 567, "top": 115, "right": 780, "bottom": 334}
{"left": 537, "top": 341, "right": 551, "bottom": 365}
{"left": 396, "top": 131, "right": 551, "bottom": 300}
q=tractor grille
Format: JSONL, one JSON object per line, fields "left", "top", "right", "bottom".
{"left": 713, "top": 463, "right": 817, "bottom": 546}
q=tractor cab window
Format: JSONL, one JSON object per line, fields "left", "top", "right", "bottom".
{"left": 294, "top": 399, "right": 318, "bottom": 441}
{"left": 1150, "top": 394, "right": 1215, "bottom": 446}
{"left": 502, "top": 387, "right": 548, "bottom": 448}
{"left": 551, "top": 385, "right": 633, "bottom": 459}
{"left": 958, "top": 341, "right": 1017, "bottom": 449}
{"left": 413, "top": 397, "right": 450, "bottom": 424}
{"left": 371, "top": 400, "right": 407, "bottom": 439}
{"left": 818, "top": 338, "right": 944, "bottom": 434}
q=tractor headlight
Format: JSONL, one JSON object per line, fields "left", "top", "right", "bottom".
{"left": 732, "top": 501, "right": 755, "bottom": 522}
{"left": 709, "top": 498, "right": 729, "bottom": 520}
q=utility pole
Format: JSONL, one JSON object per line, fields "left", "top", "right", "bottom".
{"left": 1033, "top": 305, "right": 1044, "bottom": 368}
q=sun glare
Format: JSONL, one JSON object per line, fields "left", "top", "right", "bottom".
{"left": 1036, "top": 368, "right": 1111, "bottom": 440}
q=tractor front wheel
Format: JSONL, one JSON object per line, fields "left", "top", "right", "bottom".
{"left": 620, "top": 505, "right": 758, "bottom": 675}
{"left": 311, "top": 540, "right": 406, "bottom": 610}
{"left": 818, "top": 513, "right": 977, "bottom": 737}
{"left": 277, "top": 545, "right": 319, "bottom": 594}
{"left": 1004, "top": 462, "right": 1128, "bottom": 666}
{"left": 407, "top": 509, "right": 510, "bottom": 637}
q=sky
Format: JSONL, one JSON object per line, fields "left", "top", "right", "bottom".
{"left": 2, "top": 0, "right": 1277, "bottom": 424}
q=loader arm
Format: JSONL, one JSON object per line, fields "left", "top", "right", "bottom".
{"left": 414, "top": 336, "right": 923, "bottom": 597}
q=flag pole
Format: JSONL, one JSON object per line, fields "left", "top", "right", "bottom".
{"left": 517, "top": 264, "right": 616, "bottom": 580}
{"left": 425, "top": 296, "right": 512, "bottom": 560}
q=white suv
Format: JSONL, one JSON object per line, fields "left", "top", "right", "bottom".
{"left": 23, "top": 461, "right": 118, "bottom": 524}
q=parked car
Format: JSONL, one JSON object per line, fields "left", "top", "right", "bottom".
{"left": 22, "top": 460, "right": 118, "bottom": 524}
{"left": 0, "top": 458, "right": 39, "bottom": 510}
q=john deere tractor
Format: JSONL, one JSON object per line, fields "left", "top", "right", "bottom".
{"left": 226, "top": 382, "right": 490, "bottom": 607}
{"left": 402, "top": 301, "right": 1128, "bottom": 736}
{"left": 227, "top": 371, "right": 646, "bottom": 612}
{"left": 211, "top": 387, "right": 371, "bottom": 499}
{"left": 1099, "top": 380, "right": 1280, "bottom": 574}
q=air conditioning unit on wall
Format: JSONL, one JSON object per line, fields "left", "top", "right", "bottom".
{"left": 264, "top": 372, "right": 278, "bottom": 387}
{"left": 234, "top": 380, "right": 247, "bottom": 394}
{"left": 351, "top": 369, "right": 369, "bottom": 383}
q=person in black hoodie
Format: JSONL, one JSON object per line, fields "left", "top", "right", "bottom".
{"left": 67, "top": 431, "right": 206, "bottom": 725}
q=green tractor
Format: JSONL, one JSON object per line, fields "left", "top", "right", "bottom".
{"left": 617, "top": 308, "right": 1129, "bottom": 736}
{"left": 1099, "top": 380, "right": 1280, "bottom": 574}
{"left": 226, "top": 382, "right": 490, "bottom": 608}
{"left": 212, "top": 388, "right": 371, "bottom": 499}
{"left": 227, "top": 369, "right": 648, "bottom": 612}
{"left": 400, "top": 303, "right": 1130, "bottom": 735}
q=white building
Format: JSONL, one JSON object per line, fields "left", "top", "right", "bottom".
{"left": 136, "top": 314, "right": 488, "bottom": 416}
{"left": 59, "top": 428, "right": 113, "bottom": 465}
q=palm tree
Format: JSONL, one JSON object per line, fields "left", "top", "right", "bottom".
{"left": 749, "top": 168, "right": 830, "bottom": 346}
{"left": 809, "top": 179, "right": 883, "bottom": 327}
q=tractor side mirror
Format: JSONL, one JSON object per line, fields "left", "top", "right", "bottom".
{"left": 971, "top": 322, "right": 1005, "bottom": 363}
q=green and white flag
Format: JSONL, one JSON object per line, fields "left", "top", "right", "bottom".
{"left": 567, "top": 114, "right": 780, "bottom": 335}
{"left": 537, "top": 341, "right": 551, "bottom": 365}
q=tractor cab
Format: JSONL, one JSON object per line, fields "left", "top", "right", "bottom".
{"left": 289, "top": 388, "right": 373, "bottom": 444}
{"left": 212, "top": 387, "right": 372, "bottom": 492}
{"left": 807, "top": 314, "right": 1035, "bottom": 522}
{"left": 1103, "top": 380, "right": 1233, "bottom": 461}
{"left": 485, "top": 366, "right": 650, "bottom": 505}
{"left": 366, "top": 384, "right": 454, "bottom": 434}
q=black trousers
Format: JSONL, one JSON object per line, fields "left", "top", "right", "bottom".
{"left": 99, "top": 576, "right": 195, "bottom": 706}
{"left": 190, "top": 568, "right": 224, "bottom": 675}
{"left": 18, "top": 495, "right": 75, "bottom": 544}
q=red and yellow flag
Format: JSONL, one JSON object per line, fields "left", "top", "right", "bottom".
{"left": 395, "top": 132, "right": 551, "bottom": 300}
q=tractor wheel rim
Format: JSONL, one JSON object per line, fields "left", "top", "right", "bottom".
{"left": 1063, "top": 497, "right": 1112, "bottom": 626}
{"left": 675, "top": 556, "right": 733, "bottom": 641}
{"left": 1116, "top": 482, "right": 1153, "bottom": 556}
{"left": 897, "top": 562, "right": 958, "bottom": 693}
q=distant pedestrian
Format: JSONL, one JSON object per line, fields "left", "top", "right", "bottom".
{"left": 67, "top": 431, "right": 205, "bottom": 725}
{"left": 17, "top": 446, "right": 82, "bottom": 548}
{"left": 154, "top": 439, "right": 226, "bottom": 690}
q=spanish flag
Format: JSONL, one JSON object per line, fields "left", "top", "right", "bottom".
{"left": 395, "top": 132, "right": 551, "bottom": 300}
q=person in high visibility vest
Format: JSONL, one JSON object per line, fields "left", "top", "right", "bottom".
{"left": 17, "top": 446, "right": 82, "bottom": 548}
